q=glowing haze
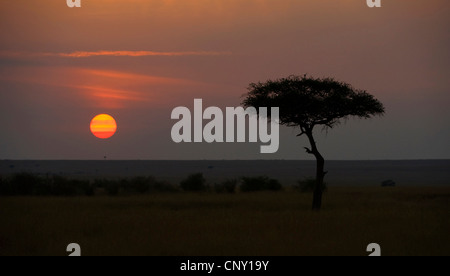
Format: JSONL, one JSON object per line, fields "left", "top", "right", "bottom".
{"left": 0, "top": 0, "right": 449, "bottom": 160}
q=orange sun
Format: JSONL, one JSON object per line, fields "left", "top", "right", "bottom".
{"left": 90, "top": 114, "right": 117, "bottom": 139}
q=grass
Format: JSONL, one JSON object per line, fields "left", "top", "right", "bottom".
{"left": 0, "top": 187, "right": 449, "bottom": 256}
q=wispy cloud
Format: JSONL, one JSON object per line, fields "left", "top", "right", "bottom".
{"left": 0, "top": 50, "right": 232, "bottom": 58}
{"left": 80, "top": 69, "right": 203, "bottom": 86}
{"left": 77, "top": 85, "right": 151, "bottom": 103}
{"left": 0, "top": 66, "right": 210, "bottom": 109}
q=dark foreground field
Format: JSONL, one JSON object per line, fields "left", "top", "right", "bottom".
{"left": 0, "top": 187, "right": 449, "bottom": 256}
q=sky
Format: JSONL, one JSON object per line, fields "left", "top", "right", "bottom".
{"left": 0, "top": 0, "right": 449, "bottom": 160}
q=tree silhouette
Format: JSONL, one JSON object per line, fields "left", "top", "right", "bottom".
{"left": 242, "top": 75, "right": 385, "bottom": 210}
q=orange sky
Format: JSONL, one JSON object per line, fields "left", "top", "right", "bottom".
{"left": 0, "top": 0, "right": 449, "bottom": 159}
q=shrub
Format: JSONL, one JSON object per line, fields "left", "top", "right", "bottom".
{"left": 94, "top": 179, "right": 120, "bottom": 196}
{"left": 121, "top": 177, "right": 178, "bottom": 194}
{"left": 240, "top": 176, "right": 282, "bottom": 192}
{"left": 0, "top": 173, "right": 94, "bottom": 196}
{"left": 129, "top": 177, "right": 152, "bottom": 194}
{"left": 34, "top": 175, "right": 93, "bottom": 196}
{"left": 68, "top": 179, "right": 93, "bottom": 196}
{"left": 105, "top": 182, "right": 120, "bottom": 196}
{"left": 0, "top": 175, "right": 13, "bottom": 196}
{"left": 10, "top": 172, "right": 42, "bottom": 195}
{"left": 149, "top": 180, "right": 179, "bottom": 193}
{"left": 267, "top": 178, "right": 283, "bottom": 191}
{"left": 297, "top": 178, "right": 327, "bottom": 193}
{"left": 48, "top": 175, "right": 76, "bottom": 196}
{"left": 180, "top": 173, "right": 207, "bottom": 192}
{"left": 214, "top": 179, "right": 238, "bottom": 194}
{"left": 1, "top": 173, "right": 178, "bottom": 197}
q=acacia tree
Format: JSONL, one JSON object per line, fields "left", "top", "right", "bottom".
{"left": 242, "top": 75, "right": 385, "bottom": 210}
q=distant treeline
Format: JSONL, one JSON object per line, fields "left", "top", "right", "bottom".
{"left": 0, "top": 172, "right": 324, "bottom": 196}
{"left": 0, "top": 172, "right": 316, "bottom": 196}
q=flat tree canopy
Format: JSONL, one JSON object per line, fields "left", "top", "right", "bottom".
{"left": 243, "top": 75, "right": 385, "bottom": 131}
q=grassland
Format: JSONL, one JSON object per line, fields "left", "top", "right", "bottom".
{"left": 0, "top": 187, "right": 449, "bottom": 256}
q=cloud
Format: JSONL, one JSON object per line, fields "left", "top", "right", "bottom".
{"left": 0, "top": 66, "right": 211, "bottom": 110}
{"left": 0, "top": 50, "right": 232, "bottom": 58}
{"left": 76, "top": 85, "right": 151, "bottom": 102}
{"left": 80, "top": 69, "right": 202, "bottom": 86}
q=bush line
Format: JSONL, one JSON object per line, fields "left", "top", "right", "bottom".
{"left": 0, "top": 173, "right": 325, "bottom": 197}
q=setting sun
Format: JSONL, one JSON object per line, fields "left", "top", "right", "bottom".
{"left": 90, "top": 114, "right": 117, "bottom": 139}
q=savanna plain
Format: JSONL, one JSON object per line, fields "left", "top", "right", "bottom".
{"left": 0, "top": 187, "right": 448, "bottom": 256}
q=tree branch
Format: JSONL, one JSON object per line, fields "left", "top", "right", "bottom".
{"left": 297, "top": 125, "right": 308, "bottom": 137}
{"left": 304, "top": 147, "right": 314, "bottom": 154}
{"left": 313, "top": 118, "right": 333, "bottom": 127}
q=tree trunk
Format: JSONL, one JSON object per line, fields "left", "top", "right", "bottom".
{"left": 312, "top": 154, "right": 325, "bottom": 210}
{"left": 305, "top": 131, "right": 326, "bottom": 211}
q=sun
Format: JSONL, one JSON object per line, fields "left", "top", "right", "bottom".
{"left": 90, "top": 114, "right": 117, "bottom": 139}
